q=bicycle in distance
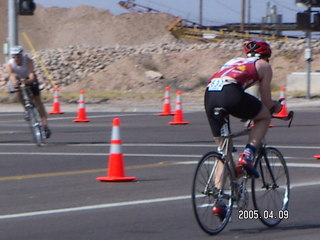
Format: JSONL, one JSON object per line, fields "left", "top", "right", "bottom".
{"left": 191, "top": 104, "right": 294, "bottom": 235}
{"left": 11, "top": 81, "right": 46, "bottom": 147}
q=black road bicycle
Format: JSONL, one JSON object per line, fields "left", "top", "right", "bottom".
{"left": 192, "top": 106, "right": 294, "bottom": 235}
{"left": 13, "top": 83, "right": 46, "bottom": 146}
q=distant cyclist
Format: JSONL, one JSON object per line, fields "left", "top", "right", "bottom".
{"left": 205, "top": 40, "right": 282, "bottom": 177}
{"left": 6, "top": 46, "right": 51, "bottom": 138}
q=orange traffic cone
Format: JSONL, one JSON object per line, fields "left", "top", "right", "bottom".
{"left": 96, "top": 118, "right": 137, "bottom": 182}
{"left": 169, "top": 91, "right": 189, "bottom": 125}
{"left": 158, "top": 86, "right": 174, "bottom": 116}
{"left": 274, "top": 87, "right": 288, "bottom": 118}
{"left": 73, "top": 90, "right": 90, "bottom": 122}
{"left": 314, "top": 155, "right": 320, "bottom": 159}
{"left": 49, "top": 87, "right": 64, "bottom": 114}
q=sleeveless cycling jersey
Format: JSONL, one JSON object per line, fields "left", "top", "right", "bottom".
{"left": 209, "top": 57, "right": 260, "bottom": 89}
{"left": 8, "top": 55, "right": 30, "bottom": 79}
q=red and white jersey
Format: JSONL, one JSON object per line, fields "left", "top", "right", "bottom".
{"left": 208, "top": 57, "right": 260, "bottom": 89}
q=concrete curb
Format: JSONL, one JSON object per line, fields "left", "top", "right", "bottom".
{"left": 0, "top": 98, "right": 318, "bottom": 113}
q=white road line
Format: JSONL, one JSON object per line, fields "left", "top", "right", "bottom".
{"left": 47, "top": 112, "right": 154, "bottom": 121}
{"left": 0, "top": 152, "right": 316, "bottom": 161}
{"left": 0, "top": 152, "right": 317, "bottom": 162}
{"left": 0, "top": 152, "right": 201, "bottom": 158}
{"left": 0, "top": 142, "right": 318, "bottom": 150}
{"left": 174, "top": 161, "right": 320, "bottom": 168}
{"left": 0, "top": 178, "right": 319, "bottom": 220}
{"left": 0, "top": 195, "right": 190, "bottom": 220}
{"left": 68, "top": 143, "right": 320, "bottom": 150}
{"left": 0, "top": 113, "right": 155, "bottom": 124}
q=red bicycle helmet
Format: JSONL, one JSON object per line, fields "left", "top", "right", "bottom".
{"left": 244, "top": 40, "right": 271, "bottom": 58}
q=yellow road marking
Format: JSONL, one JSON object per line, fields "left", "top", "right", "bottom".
{"left": 22, "top": 32, "right": 56, "bottom": 88}
{"left": 0, "top": 162, "right": 173, "bottom": 181}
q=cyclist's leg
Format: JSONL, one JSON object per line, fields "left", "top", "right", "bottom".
{"left": 33, "top": 95, "right": 48, "bottom": 125}
{"left": 229, "top": 91, "right": 267, "bottom": 177}
{"left": 30, "top": 81, "right": 51, "bottom": 138}
{"left": 14, "top": 90, "right": 31, "bottom": 121}
{"left": 14, "top": 90, "right": 24, "bottom": 107}
{"left": 249, "top": 104, "right": 271, "bottom": 146}
{"left": 204, "top": 90, "right": 224, "bottom": 141}
{"left": 205, "top": 84, "right": 242, "bottom": 161}
{"left": 29, "top": 81, "right": 48, "bottom": 125}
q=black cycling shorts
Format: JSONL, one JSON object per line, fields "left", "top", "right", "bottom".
{"left": 16, "top": 76, "right": 40, "bottom": 96}
{"left": 204, "top": 83, "right": 262, "bottom": 137}
{"left": 27, "top": 80, "right": 40, "bottom": 96}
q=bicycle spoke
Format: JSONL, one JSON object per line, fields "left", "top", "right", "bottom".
{"left": 252, "top": 147, "right": 290, "bottom": 227}
{"left": 192, "top": 152, "right": 233, "bottom": 235}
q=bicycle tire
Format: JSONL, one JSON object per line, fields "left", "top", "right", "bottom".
{"left": 191, "top": 151, "right": 234, "bottom": 235}
{"left": 251, "top": 147, "right": 290, "bottom": 227}
{"left": 27, "top": 106, "right": 44, "bottom": 147}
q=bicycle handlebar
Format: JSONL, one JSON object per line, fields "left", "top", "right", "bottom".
{"left": 9, "top": 83, "right": 27, "bottom": 94}
{"left": 272, "top": 110, "right": 294, "bottom": 128}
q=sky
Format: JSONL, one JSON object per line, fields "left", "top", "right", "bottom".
{"left": 34, "top": 0, "right": 313, "bottom": 26}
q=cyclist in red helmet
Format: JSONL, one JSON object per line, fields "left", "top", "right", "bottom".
{"left": 205, "top": 40, "right": 281, "bottom": 177}
{"left": 205, "top": 40, "right": 282, "bottom": 220}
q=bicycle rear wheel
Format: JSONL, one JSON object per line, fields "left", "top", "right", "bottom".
{"left": 252, "top": 147, "right": 290, "bottom": 227}
{"left": 27, "top": 106, "right": 44, "bottom": 147}
{"left": 191, "top": 151, "right": 233, "bottom": 235}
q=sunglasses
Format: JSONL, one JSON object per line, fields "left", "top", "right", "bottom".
{"left": 12, "top": 54, "right": 22, "bottom": 58}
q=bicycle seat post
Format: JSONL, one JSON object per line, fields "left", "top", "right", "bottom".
{"left": 213, "top": 107, "right": 231, "bottom": 155}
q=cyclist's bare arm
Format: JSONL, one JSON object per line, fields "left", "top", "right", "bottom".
{"left": 5, "top": 63, "right": 20, "bottom": 88}
{"left": 26, "top": 58, "right": 36, "bottom": 83}
{"left": 255, "top": 59, "right": 281, "bottom": 113}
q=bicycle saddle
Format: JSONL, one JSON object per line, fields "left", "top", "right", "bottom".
{"left": 213, "top": 107, "right": 229, "bottom": 124}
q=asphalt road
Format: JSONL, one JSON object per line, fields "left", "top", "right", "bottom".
{"left": 0, "top": 108, "right": 319, "bottom": 240}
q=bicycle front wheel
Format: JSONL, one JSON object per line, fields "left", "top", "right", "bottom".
{"left": 191, "top": 151, "right": 234, "bottom": 235}
{"left": 27, "top": 107, "right": 44, "bottom": 147}
{"left": 252, "top": 147, "right": 290, "bottom": 227}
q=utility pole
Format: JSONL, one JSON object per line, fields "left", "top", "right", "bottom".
{"left": 296, "top": 0, "right": 320, "bottom": 99}
{"left": 6, "top": 0, "right": 36, "bottom": 60}
{"left": 8, "top": 0, "right": 18, "bottom": 54}
{"left": 199, "top": 0, "right": 203, "bottom": 26}
{"left": 240, "top": 0, "right": 245, "bottom": 31}
{"left": 247, "top": 0, "right": 251, "bottom": 24}
{"left": 305, "top": 7, "right": 312, "bottom": 99}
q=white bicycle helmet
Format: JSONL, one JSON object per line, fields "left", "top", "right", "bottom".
{"left": 10, "top": 45, "right": 24, "bottom": 55}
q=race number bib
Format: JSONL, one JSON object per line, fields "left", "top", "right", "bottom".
{"left": 208, "top": 79, "right": 225, "bottom": 91}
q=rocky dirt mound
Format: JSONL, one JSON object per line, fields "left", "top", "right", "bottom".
{"left": 1, "top": 3, "right": 319, "bottom": 99}
{"left": 1, "top": 4, "right": 177, "bottom": 51}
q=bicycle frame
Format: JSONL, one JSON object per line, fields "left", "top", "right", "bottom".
{"left": 16, "top": 83, "right": 45, "bottom": 146}
{"left": 21, "top": 84, "right": 34, "bottom": 108}
{"left": 255, "top": 146, "right": 281, "bottom": 190}
{"left": 216, "top": 119, "right": 252, "bottom": 206}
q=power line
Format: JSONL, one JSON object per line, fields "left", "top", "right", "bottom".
{"left": 270, "top": 0, "right": 299, "bottom": 12}
{"left": 215, "top": 0, "right": 240, "bottom": 15}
